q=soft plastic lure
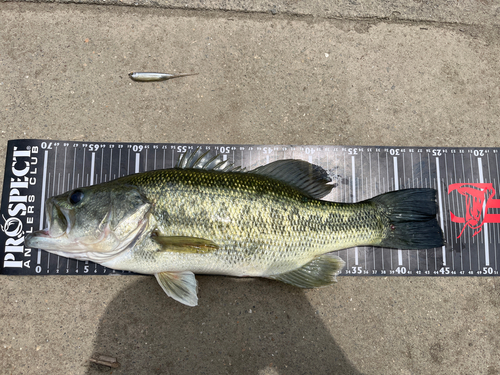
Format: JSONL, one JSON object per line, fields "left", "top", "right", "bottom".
{"left": 128, "top": 72, "right": 198, "bottom": 82}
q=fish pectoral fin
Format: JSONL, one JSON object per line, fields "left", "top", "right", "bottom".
{"left": 155, "top": 271, "right": 198, "bottom": 307}
{"left": 268, "top": 253, "right": 345, "bottom": 288}
{"left": 152, "top": 235, "right": 219, "bottom": 254}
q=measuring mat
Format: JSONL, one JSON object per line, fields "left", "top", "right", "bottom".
{"left": 1, "top": 140, "right": 499, "bottom": 277}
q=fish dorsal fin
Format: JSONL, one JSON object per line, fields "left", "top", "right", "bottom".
{"left": 155, "top": 271, "right": 198, "bottom": 306}
{"left": 251, "top": 159, "right": 334, "bottom": 199}
{"left": 268, "top": 253, "right": 345, "bottom": 288}
{"left": 176, "top": 149, "right": 334, "bottom": 199}
{"left": 152, "top": 235, "right": 219, "bottom": 254}
{"left": 176, "top": 148, "right": 245, "bottom": 173}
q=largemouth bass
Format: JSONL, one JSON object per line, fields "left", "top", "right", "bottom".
{"left": 25, "top": 149, "right": 444, "bottom": 306}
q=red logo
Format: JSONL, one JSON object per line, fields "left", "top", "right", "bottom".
{"left": 449, "top": 183, "right": 500, "bottom": 238}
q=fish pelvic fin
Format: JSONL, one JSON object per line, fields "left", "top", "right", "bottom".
{"left": 370, "top": 188, "right": 445, "bottom": 250}
{"left": 152, "top": 235, "right": 219, "bottom": 254}
{"left": 155, "top": 271, "right": 198, "bottom": 306}
{"left": 268, "top": 253, "right": 345, "bottom": 288}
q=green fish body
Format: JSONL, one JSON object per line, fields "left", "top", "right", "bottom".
{"left": 25, "top": 150, "right": 444, "bottom": 306}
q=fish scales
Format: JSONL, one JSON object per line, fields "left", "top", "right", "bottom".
{"left": 115, "top": 168, "right": 383, "bottom": 276}
{"left": 25, "top": 149, "right": 444, "bottom": 306}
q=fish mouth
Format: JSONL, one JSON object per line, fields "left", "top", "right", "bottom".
{"left": 45, "top": 198, "right": 72, "bottom": 237}
{"left": 24, "top": 198, "right": 72, "bottom": 248}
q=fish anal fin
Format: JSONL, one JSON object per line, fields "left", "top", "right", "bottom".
{"left": 269, "top": 253, "right": 345, "bottom": 288}
{"left": 155, "top": 271, "right": 198, "bottom": 306}
{"left": 152, "top": 235, "right": 219, "bottom": 254}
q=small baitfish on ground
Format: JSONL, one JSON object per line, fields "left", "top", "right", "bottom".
{"left": 128, "top": 72, "right": 198, "bottom": 82}
{"left": 25, "top": 149, "right": 444, "bottom": 306}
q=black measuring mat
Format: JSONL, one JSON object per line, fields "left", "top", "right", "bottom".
{"left": 1, "top": 140, "right": 499, "bottom": 276}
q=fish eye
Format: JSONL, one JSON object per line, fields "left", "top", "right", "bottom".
{"left": 69, "top": 190, "right": 84, "bottom": 205}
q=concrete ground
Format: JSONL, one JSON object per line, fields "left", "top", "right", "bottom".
{"left": 1, "top": 0, "right": 500, "bottom": 374}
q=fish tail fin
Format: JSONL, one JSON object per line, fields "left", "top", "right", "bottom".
{"left": 369, "top": 188, "right": 445, "bottom": 250}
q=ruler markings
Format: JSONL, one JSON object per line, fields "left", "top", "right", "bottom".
{"left": 52, "top": 147, "right": 57, "bottom": 197}
{"left": 62, "top": 147, "right": 67, "bottom": 193}
{"left": 455, "top": 152, "right": 463, "bottom": 271}
{"left": 433, "top": 176, "right": 437, "bottom": 270}
{"left": 377, "top": 152, "right": 385, "bottom": 271}
{"left": 377, "top": 152, "right": 380, "bottom": 195}
{"left": 452, "top": 153, "right": 459, "bottom": 247}
{"left": 360, "top": 153, "right": 366, "bottom": 270}
{"left": 47, "top": 152, "right": 55, "bottom": 271}
{"left": 386, "top": 156, "right": 393, "bottom": 271}
{"left": 411, "top": 152, "right": 414, "bottom": 188}
{"left": 100, "top": 148, "right": 104, "bottom": 184}
{"left": 72, "top": 148, "right": 76, "bottom": 190}
{"left": 410, "top": 152, "right": 420, "bottom": 271}
{"left": 478, "top": 158, "right": 489, "bottom": 267}
{"left": 370, "top": 153, "right": 375, "bottom": 270}
{"left": 402, "top": 152, "right": 406, "bottom": 188}
{"left": 425, "top": 155, "right": 430, "bottom": 271}
{"left": 497, "top": 175, "right": 499, "bottom": 272}
{"left": 405, "top": 153, "right": 410, "bottom": 271}
{"left": 90, "top": 152, "right": 95, "bottom": 186}
{"left": 135, "top": 153, "right": 140, "bottom": 174}
{"left": 436, "top": 157, "right": 447, "bottom": 269}
{"left": 37, "top": 150, "right": 49, "bottom": 265}
{"left": 393, "top": 156, "right": 403, "bottom": 267}
{"left": 470, "top": 153, "right": 480, "bottom": 270}
{"left": 460, "top": 153, "right": 466, "bottom": 253}
{"left": 427, "top": 153, "right": 431, "bottom": 189}
{"left": 443, "top": 154, "right": 454, "bottom": 270}
{"left": 118, "top": 149, "right": 122, "bottom": 178}
{"left": 466, "top": 175, "right": 472, "bottom": 272}
{"left": 419, "top": 153, "right": 423, "bottom": 188}
{"left": 360, "top": 153, "right": 363, "bottom": 200}
{"left": 108, "top": 147, "right": 112, "bottom": 182}
{"left": 343, "top": 152, "right": 348, "bottom": 266}
{"left": 81, "top": 148, "right": 86, "bottom": 187}
{"left": 486, "top": 154, "right": 493, "bottom": 241}
{"left": 369, "top": 152, "right": 373, "bottom": 197}
{"left": 126, "top": 148, "right": 130, "bottom": 176}
{"left": 418, "top": 152, "right": 423, "bottom": 271}
{"left": 352, "top": 155, "right": 358, "bottom": 266}
{"left": 487, "top": 153, "right": 496, "bottom": 271}
{"left": 46, "top": 172, "right": 52, "bottom": 270}
{"left": 495, "top": 152, "right": 499, "bottom": 271}
{"left": 76, "top": 147, "right": 83, "bottom": 271}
